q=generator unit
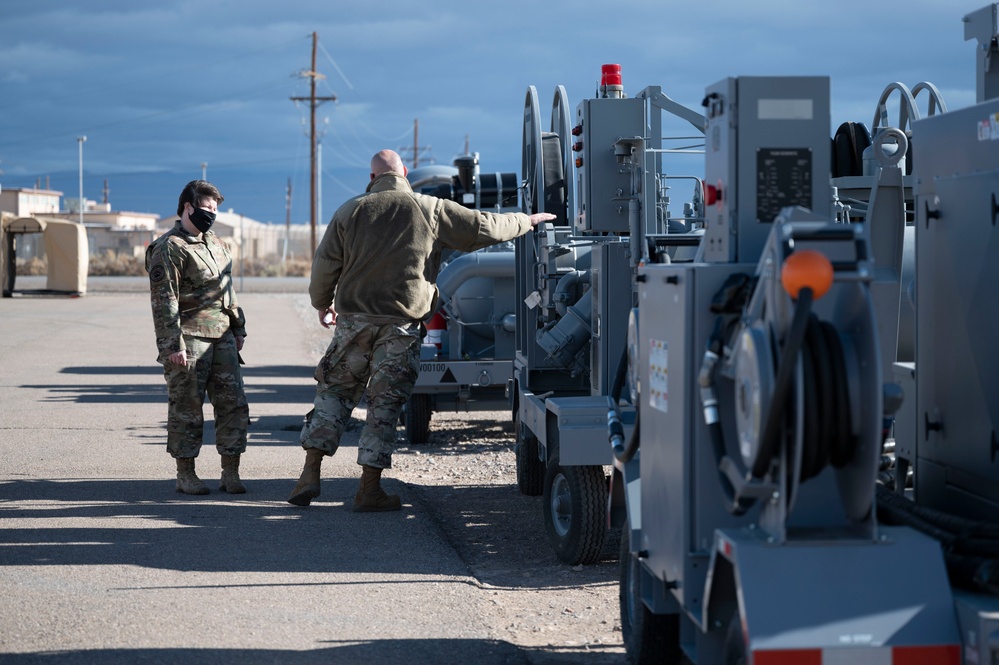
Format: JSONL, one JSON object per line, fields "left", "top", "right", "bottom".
{"left": 402, "top": 154, "right": 520, "bottom": 444}
{"left": 887, "top": 6, "right": 999, "bottom": 656}
{"left": 511, "top": 69, "right": 707, "bottom": 564}
{"left": 614, "top": 72, "right": 965, "bottom": 663}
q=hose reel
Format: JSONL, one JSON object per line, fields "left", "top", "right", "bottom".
{"left": 732, "top": 311, "right": 855, "bottom": 489}
{"left": 703, "top": 219, "right": 882, "bottom": 528}
{"left": 521, "top": 85, "right": 573, "bottom": 224}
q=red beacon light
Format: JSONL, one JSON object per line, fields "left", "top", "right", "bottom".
{"left": 600, "top": 64, "right": 624, "bottom": 99}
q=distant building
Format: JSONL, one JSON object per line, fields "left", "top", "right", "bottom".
{"left": 0, "top": 185, "right": 314, "bottom": 270}
{"left": 0, "top": 186, "right": 158, "bottom": 260}
{"left": 38, "top": 204, "right": 156, "bottom": 259}
{"left": 74, "top": 206, "right": 159, "bottom": 258}
{"left": 0, "top": 187, "right": 62, "bottom": 217}
{"left": 0, "top": 187, "right": 67, "bottom": 261}
{"left": 156, "top": 209, "right": 314, "bottom": 268}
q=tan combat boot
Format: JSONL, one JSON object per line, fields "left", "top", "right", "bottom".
{"left": 352, "top": 464, "right": 401, "bottom": 512}
{"left": 219, "top": 454, "right": 246, "bottom": 494}
{"left": 176, "top": 457, "right": 209, "bottom": 495}
{"left": 287, "top": 448, "right": 325, "bottom": 506}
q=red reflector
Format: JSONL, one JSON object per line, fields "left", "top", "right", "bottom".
{"left": 893, "top": 645, "right": 960, "bottom": 664}
{"left": 755, "top": 645, "right": 960, "bottom": 665}
{"left": 754, "top": 650, "right": 822, "bottom": 665}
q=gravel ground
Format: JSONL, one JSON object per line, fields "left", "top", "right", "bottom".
{"left": 392, "top": 410, "right": 624, "bottom": 661}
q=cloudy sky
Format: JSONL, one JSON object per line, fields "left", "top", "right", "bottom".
{"left": 0, "top": 0, "right": 990, "bottom": 226}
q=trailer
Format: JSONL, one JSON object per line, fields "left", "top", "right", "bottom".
{"left": 402, "top": 155, "right": 521, "bottom": 444}
{"left": 511, "top": 71, "right": 706, "bottom": 564}
{"left": 611, "top": 5, "right": 999, "bottom": 663}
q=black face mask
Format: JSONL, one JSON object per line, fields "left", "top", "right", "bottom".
{"left": 189, "top": 207, "right": 216, "bottom": 233}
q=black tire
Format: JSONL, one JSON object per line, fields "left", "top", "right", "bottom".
{"left": 515, "top": 410, "right": 544, "bottom": 496}
{"left": 542, "top": 456, "right": 606, "bottom": 565}
{"left": 404, "top": 394, "right": 432, "bottom": 444}
{"left": 619, "top": 523, "right": 684, "bottom": 664}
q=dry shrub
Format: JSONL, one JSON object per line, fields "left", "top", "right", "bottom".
{"left": 88, "top": 250, "right": 146, "bottom": 276}
{"left": 235, "top": 256, "right": 311, "bottom": 277}
{"left": 272, "top": 258, "right": 310, "bottom": 277}
{"left": 15, "top": 257, "right": 47, "bottom": 276}
{"left": 17, "top": 250, "right": 311, "bottom": 278}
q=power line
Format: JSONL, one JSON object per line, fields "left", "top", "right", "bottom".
{"left": 317, "top": 39, "right": 354, "bottom": 92}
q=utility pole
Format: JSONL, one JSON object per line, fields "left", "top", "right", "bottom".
{"left": 77, "top": 136, "right": 86, "bottom": 226}
{"left": 283, "top": 178, "right": 292, "bottom": 265}
{"left": 290, "top": 32, "right": 336, "bottom": 257}
{"left": 399, "top": 118, "right": 431, "bottom": 169}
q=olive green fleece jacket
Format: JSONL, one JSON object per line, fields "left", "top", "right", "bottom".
{"left": 309, "top": 172, "right": 532, "bottom": 321}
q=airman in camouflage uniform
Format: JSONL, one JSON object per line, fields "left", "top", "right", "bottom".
{"left": 300, "top": 315, "right": 421, "bottom": 468}
{"left": 146, "top": 180, "right": 250, "bottom": 496}
{"left": 287, "top": 150, "right": 554, "bottom": 511}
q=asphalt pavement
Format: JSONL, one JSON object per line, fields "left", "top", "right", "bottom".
{"left": 0, "top": 284, "right": 532, "bottom": 664}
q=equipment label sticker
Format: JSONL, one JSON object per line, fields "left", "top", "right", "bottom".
{"left": 977, "top": 112, "right": 999, "bottom": 141}
{"left": 649, "top": 338, "right": 668, "bottom": 413}
{"left": 418, "top": 363, "right": 457, "bottom": 384}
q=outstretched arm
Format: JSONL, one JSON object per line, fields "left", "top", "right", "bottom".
{"left": 529, "top": 212, "right": 556, "bottom": 226}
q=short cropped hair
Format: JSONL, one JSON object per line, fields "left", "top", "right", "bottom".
{"left": 176, "top": 180, "right": 224, "bottom": 217}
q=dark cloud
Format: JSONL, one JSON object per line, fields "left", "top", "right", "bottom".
{"left": 0, "top": 0, "right": 987, "bottom": 224}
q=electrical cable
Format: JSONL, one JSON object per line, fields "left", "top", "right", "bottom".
{"left": 800, "top": 330, "right": 821, "bottom": 482}
{"left": 792, "top": 315, "right": 857, "bottom": 492}
{"left": 799, "top": 316, "right": 834, "bottom": 482}
{"left": 701, "top": 273, "right": 758, "bottom": 515}
{"left": 822, "top": 320, "right": 854, "bottom": 467}
{"left": 877, "top": 484, "right": 999, "bottom": 594}
{"left": 751, "top": 287, "right": 815, "bottom": 479}
{"left": 609, "top": 341, "right": 639, "bottom": 464}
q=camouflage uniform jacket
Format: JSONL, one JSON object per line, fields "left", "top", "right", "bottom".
{"left": 310, "top": 172, "right": 531, "bottom": 322}
{"left": 145, "top": 221, "right": 246, "bottom": 361}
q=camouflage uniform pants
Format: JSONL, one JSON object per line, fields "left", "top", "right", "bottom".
{"left": 300, "top": 314, "right": 421, "bottom": 468}
{"left": 162, "top": 330, "right": 249, "bottom": 458}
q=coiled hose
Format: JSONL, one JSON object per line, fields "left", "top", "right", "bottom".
{"left": 877, "top": 484, "right": 999, "bottom": 595}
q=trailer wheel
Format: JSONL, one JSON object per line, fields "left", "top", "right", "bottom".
{"left": 620, "top": 523, "right": 684, "bottom": 664}
{"left": 404, "top": 394, "right": 432, "bottom": 444}
{"left": 514, "top": 410, "right": 544, "bottom": 496}
{"left": 542, "top": 456, "right": 606, "bottom": 565}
